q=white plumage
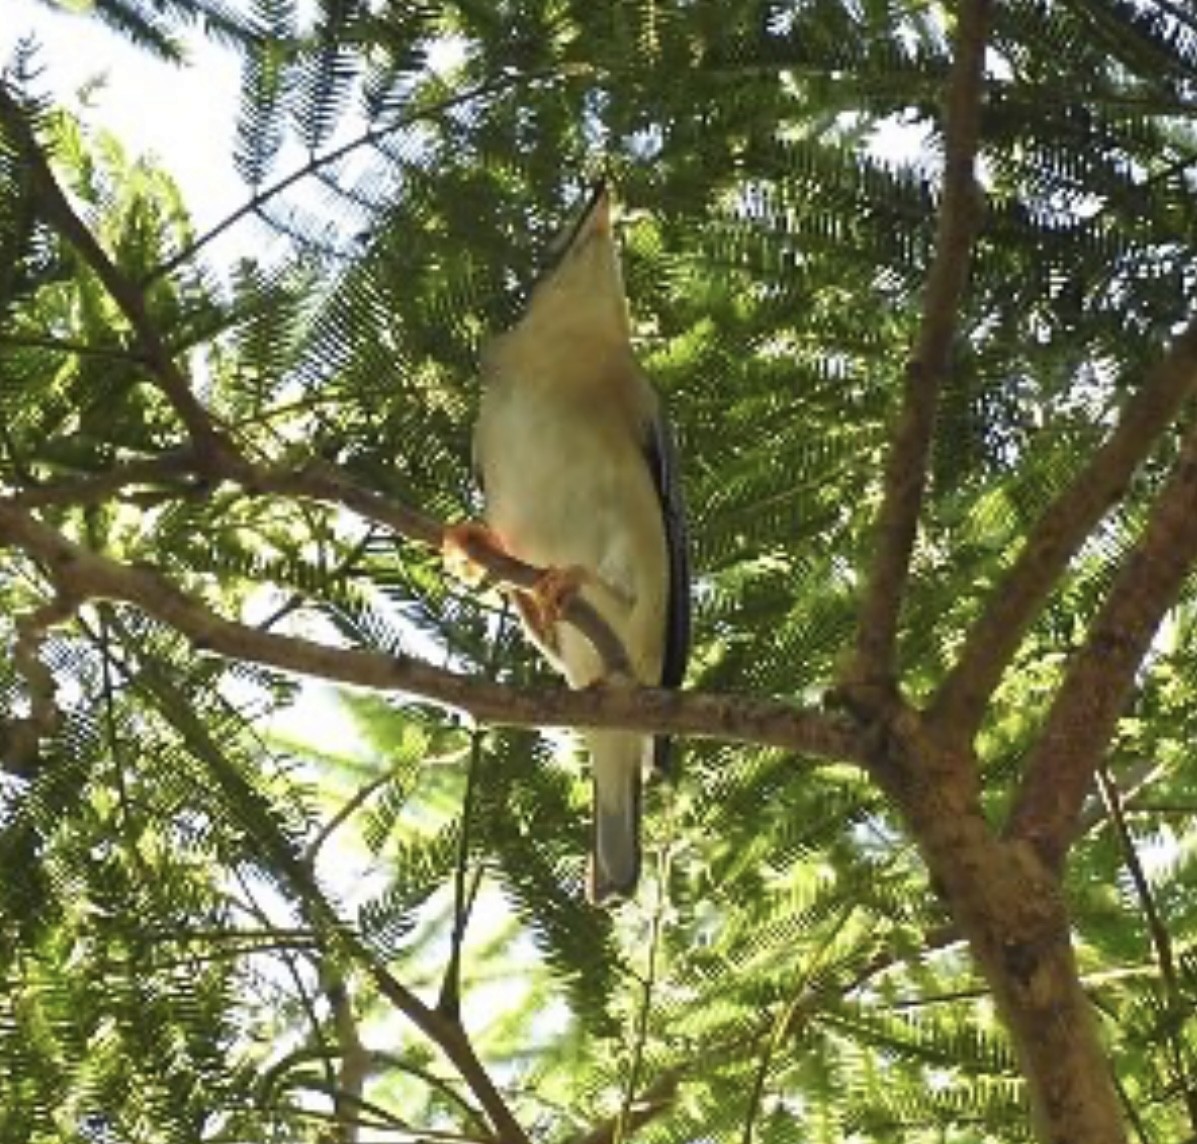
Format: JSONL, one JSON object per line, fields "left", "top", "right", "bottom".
{"left": 472, "top": 184, "right": 690, "bottom": 903}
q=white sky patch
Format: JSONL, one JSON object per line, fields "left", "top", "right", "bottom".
{"left": 427, "top": 33, "right": 468, "bottom": 75}
{"left": 867, "top": 115, "right": 933, "bottom": 169}
{"left": 2, "top": 0, "right": 246, "bottom": 235}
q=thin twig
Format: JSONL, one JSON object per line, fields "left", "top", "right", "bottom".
{"left": 11, "top": 450, "right": 201, "bottom": 508}
{"left": 439, "top": 671, "right": 500, "bottom": 1019}
{"left": 0, "top": 331, "right": 149, "bottom": 362}
{"left": 742, "top": 904, "right": 856, "bottom": 1144}
{"left": 1097, "top": 766, "right": 1197, "bottom": 1133}
{"left": 849, "top": 0, "right": 991, "bottom": 687}
{"left": 147, "top": 68, "right": 572, "bottom": 283}
{"left": 436, "top": 546, "right": 511, "bottom": 1023}
{"left": 71, "top": 600, "right": 522, "bottom": 1140}
{"left": 616, "top": 852, "right": 669, "bottom": 1144}
{"left": 304, "top": 764, "right": 405, "bottom": 864}
{"left": 934, "top": 318, "right": 1197, "bottom": 736}
{"left": 226, "top": 861, "right": 341, "bottom": 1118}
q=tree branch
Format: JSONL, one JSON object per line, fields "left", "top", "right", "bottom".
{"left": 849, "top": 0, "right": 990, "bottom": 687}
{"left": 10, "top": 449, "right": 636, "bottom": 680}
{"left": 326, "top": 976, "right": 369, "bottom": 1144}
{"left": 1006, "top": 415, "right": 1197, "bottom": 868}
{"left": 11, "top": 450, "right": 202, "bottom": 508}
{"left": 0, "top": 83, "right": 229, "bottom": 466}
{"left": 1097, "top": 765, "right": 1197, "bottom": 1132}
{"left": 933, "top": 318, "right": 1197, "bottom": 736}
{"left": 0, "top": 499, "right": 862, "bottom": 761}
{"left": 368, "top": 964, "right": 530, "bottom": 1144}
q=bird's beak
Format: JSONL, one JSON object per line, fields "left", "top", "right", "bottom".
{"left": 572, "top": 181, "right": 612, "bottom": 244}
{"left": 541, "top": 181, "right": 613, "bottom": 276}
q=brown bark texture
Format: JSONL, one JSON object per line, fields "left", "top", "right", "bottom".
{"left": 853, "top": 698, "right": 1127, "bottom": 1144}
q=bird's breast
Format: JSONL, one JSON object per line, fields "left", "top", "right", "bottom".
{"left": 475, "top": 373, "right": 663, "bottom": 600}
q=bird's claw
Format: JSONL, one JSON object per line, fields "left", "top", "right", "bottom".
{"left": 535, "top": 564, "right": 588, "bottom": 619}
{"left": 516, "top": 564, "right": 589, "bottom": 649}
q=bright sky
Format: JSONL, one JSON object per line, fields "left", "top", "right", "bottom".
{"left": 2, "top": 0, "right": 245, "bottom": 231}
{"left": 1, "top": 3, "right": 381, "bottom": 757}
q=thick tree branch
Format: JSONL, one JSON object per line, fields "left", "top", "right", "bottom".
{"left": 10, "top": 450, "right": 636, "bottom": 679}
{"left": 0, "top": 84, "right": 228, "bottom": 465}
{"left": 1006, "top": 416, "right": 1197, "bottom": 868}
{"left": 934, "top": 318, "right": 1197, "bottom": 736}
{"left": 0, "top": 499, "right": 862, "bottom": 761}
{"left": 864, "top": 709, "right": 1125, "bottom": 1142}
{"left": 849, "top": 0, "right": 990, "bottom": 686}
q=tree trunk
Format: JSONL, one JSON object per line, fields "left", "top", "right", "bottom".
{"left": 862, "top": 700, "right": 1126, "bottom": 1144}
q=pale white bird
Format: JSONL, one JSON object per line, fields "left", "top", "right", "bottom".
{"left": 468, "top": 182, "right": 690, "bottom": 904}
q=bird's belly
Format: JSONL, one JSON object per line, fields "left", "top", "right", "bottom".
{"left": 482, "top": 400, "right": 655, "bottom": 594}
{"left": 476, "top": 377, "right": 670, "bottom": 687}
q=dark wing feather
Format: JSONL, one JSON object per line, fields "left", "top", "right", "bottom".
{"left": 645, "top": 409, "right": 692, "bottom": 775}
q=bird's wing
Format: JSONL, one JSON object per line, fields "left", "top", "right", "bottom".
{"left": 646, "top": 411, "right": 691, "bottom": 690}
{"left": 645, "top": 410, "right": 691, "bottom": 776}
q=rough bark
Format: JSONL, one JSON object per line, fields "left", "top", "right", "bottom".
{"left": 849, "top": 692, "right": 1127, "bottom": 1144}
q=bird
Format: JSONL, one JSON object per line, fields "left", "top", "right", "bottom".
{"left": 464, "top": 181, "right": 690, "bottom": 904}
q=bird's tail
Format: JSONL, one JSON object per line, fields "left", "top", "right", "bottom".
{"left": 587, "top": 730, "right": 646, "bottom": 905}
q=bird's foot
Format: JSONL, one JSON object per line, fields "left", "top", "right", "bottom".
{"left": 517, "top": 564, "right": 589, "bottom": 649}
{"left": 536, "top": 564, "right": 589, "bottom": 619}
{"left": 442, "top": 521, "right": 505, "bottom": 588}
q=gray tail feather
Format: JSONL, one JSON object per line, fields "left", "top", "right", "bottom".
{"left": 588, "top": 733, "right": 644, "bottom": 905}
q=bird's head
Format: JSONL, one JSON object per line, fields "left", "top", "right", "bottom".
{"left": 520, "top": 181, "right": 632, "bottom": 345}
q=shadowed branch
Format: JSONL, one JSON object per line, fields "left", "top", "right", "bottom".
{"left": 933, "top": 319, "right": 1197, "bottom": 737}
{"left": 1007, "top": 413, "right": 1197, "bottom": 867}
{"left": 849, "top": 0, "right": 991, "bottom": 688}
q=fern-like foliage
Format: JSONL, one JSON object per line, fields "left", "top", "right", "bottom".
{"left": 3, "top": 0, "right": 1197, "bottom": 1141}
